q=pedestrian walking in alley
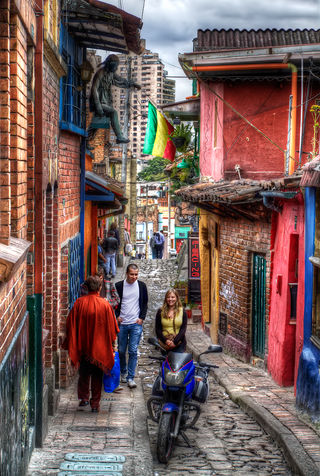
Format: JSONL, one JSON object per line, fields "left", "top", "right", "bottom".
{"left": 124, "top": 227, "right": 132, "bottom": 256}
{"left": 102, "top": 230, "right": 119, "bottom": 277}
{"left": 149, "top": 233, "right": 156, "bottom": 259}
{"left": 98, "top": 237, "right": 108, "bottom": 276}
{"left": 97, "top": 266, "right": 121, "bottom": 310}
{"left": 110, "top": 221, "right": 120, "bottom": 246}
{"left": 115, "top": 264, "right": 148, "bottom": 388}
{"left": 154, "top": 230, "right": 165, "bottom": 259}
{"left": 62, "top": 275, "right": 119, "bottom": 412}
{"left": 155, "top": 288, "right": 187, "bottom": 352}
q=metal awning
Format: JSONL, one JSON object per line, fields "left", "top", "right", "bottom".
{"left": 161, "top": 98, "right": 200, "bottom": 121}
{"left": 62, "top": 0, "right": 143, "bottom": 55}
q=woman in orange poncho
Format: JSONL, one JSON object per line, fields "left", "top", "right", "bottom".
{"left": 63, "top": 275, "right": 119, "bottom": 412}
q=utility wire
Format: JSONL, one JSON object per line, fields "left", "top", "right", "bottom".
{"left": 190, "top": 70, "right": 300, "bottom": 165}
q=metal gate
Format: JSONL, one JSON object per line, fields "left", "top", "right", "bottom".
{"left": 69, "top": 234, "right": 81, "bottom": 309}
{"left": 252, "top": 254, "right": 266, "bottom": 358}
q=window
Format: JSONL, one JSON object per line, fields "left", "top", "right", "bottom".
{"left": 59, "top": 24, "right": 85, "bottom": 134}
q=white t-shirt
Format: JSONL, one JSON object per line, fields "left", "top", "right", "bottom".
{"left": 120, "top": 280, "right": 140, "bottom": 324}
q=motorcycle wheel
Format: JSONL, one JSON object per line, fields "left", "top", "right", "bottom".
{"left": 156, "top": 412, "right": 176, "bottom": 463}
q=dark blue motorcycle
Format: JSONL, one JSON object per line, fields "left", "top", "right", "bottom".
{"left": 147, "top": 337, "right": 222, "bottom": 463}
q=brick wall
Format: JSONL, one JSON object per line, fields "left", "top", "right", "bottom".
{"left": 10, "top": 14, "right": 27, "bottom": 240}
{"left": 219, "top": 215, "right": 271, "bottom": 361}
{"left": 0, "top": 261, "right": 27, "bottom": 361}
{"left": 58, "top": 132, "right": 81, "bottom": 244}
{"left": 0, "top": 0, "right": 10, "bottom": 245}
{"left": 58, "top": 131, "right": 81, "bottom": 387}
{"left": 42, "top": 57, "right": 60, "bottom": 371}
{"left": 0, "top": 8, "right": 29, "bottom": 360}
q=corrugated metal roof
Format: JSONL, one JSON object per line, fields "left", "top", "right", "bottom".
{"left": 62, "top": 0, "right": 143, "bottom": 55}
{"left": 194, "top": 29, "right": 320, "bottom": 52}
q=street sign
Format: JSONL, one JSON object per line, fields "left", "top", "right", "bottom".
{"left": 58, "top": 473, "right": 122, "bottom": 476}
{"left": 59, "top": 462, "right": 123, "bottom": 472}
{"left": 64, "top": 453, "right": 125, "bottom": 463}
{"left": 188, "top": 236, "right": 200, "bottom": 279}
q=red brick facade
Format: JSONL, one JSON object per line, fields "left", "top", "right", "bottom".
{"left": 218, "top": 216, "right": 272, "bottom": 362}
{"left": 0, "top": 3, "right": 31, "bottom": 360}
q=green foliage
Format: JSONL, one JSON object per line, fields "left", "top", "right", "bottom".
{"left": 170, "top": 123, "right": 193, "bottom": 152}
{"left": 137, "top": 156, "right": 170, "bottom": 182}
{"left": 169, "top": 153, "right": 199, "bottom": 202}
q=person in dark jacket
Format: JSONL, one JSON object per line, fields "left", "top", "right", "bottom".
{"left": 115, "top": 263, "right": 148, "bottom": 388}
{"left": 102, "top": 230, "right": 119, "bottom": 277}
{"left": 155, "top": 288, "right": 187, "bottom": 352}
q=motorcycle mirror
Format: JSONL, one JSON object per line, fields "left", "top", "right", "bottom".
{"left": 207, "top": 344, "right": 222, "bottom": 353}
{"left": 199, "top": 344, "right": 222, "bottom": 359}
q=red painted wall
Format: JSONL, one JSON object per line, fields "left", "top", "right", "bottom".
{"left": 200, "top": 80, "right": 316, "bottom": 181}
{"left": 268, "top": 195, "right": 305, "bottom": 387}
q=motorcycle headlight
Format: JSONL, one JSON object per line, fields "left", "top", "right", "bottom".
{"left": 164, "top": 368, "right": 188, "bottom": 386}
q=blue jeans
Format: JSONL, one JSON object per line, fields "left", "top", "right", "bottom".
{"left": 118, "top": 323, "right": 143, "bottom": 380}
{"left": 106, "top": 253, "right": 116, "bottom": 276}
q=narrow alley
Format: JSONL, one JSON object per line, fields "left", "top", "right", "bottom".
{"left": 28, "top": 259, "right": 292, "bottom": 476}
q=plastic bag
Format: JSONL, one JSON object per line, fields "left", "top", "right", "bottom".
{"left": 103, "top": 351, "right": 120, "bottom": 393}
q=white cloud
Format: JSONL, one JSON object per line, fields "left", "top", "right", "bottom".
{"left": 103, "top": 0, "right": 320, "bottom": 99}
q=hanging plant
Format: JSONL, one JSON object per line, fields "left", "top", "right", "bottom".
{"left": 169, "top": 123, "right": 193, "bottom": 152}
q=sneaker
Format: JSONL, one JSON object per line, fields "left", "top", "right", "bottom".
{"left": 127, "top": 379, "right": 137, "bottom": 389}
{"left": 91, "top": 408, "right": 99, "bottom": 413}
{"left": 120, "top": 374, "right": 127, "bottom": 383}
{"left": 79, "top": 400, "right": 89, "bottom": 407}
{"left": 113, "top": 385, "right": 124, "bottom": 393}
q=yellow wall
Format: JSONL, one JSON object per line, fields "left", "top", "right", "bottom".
{"left": 199, "top": 209, "right": 220, "bottom": 343}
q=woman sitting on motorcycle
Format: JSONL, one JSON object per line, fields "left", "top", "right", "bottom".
{"left": 155, "top": 289, "right": 187, "bottom": 352}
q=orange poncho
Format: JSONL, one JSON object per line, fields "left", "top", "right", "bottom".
{"left": 63, "top": 292, "right": 119, "bottom": 373}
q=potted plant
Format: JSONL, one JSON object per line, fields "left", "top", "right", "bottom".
{"left": 169, "top": 123, "right": 192, "bottom": 152}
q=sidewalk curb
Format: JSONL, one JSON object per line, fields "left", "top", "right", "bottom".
{"left": 188, "top": 341, "right": 318, "bottom": 476}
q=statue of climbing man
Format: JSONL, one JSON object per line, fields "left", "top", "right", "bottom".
{"left": 88, "top": 54, "right": 141, "bottom": 143}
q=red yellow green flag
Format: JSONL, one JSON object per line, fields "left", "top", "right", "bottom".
{"left": 143, "top": 102, "right": 176, "bottom": 161}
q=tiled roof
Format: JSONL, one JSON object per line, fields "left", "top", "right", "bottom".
{"left": 300, "top": 157, "right": 320, "bottom": 187}
{"left": 176, "top": 175, "right": 301, "bottom": 205}
{"left": 194, "top": 29, "right": 320, "bottom": 52}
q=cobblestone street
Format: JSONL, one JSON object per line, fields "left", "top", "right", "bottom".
{"left": 27, "top": 258, "right": 294, "bottom": 475}
{"left": 137, "top": 258, "right": 291, "bottom": 475}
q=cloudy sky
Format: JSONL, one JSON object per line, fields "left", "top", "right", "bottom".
{"left": 105, "top": 0, "right": 320, "bottom": 100}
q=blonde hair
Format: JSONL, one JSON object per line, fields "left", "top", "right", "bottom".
{"left": 161, "top": 289, "right": 182, "bottom": 333}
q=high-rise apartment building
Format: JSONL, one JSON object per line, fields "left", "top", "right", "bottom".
{"left": 112, "top": 40, "right": 176, "bottom": 163}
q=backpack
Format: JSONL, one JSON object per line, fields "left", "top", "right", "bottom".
{"left": 154, "top": 232, "right": 163, "bottom": 246}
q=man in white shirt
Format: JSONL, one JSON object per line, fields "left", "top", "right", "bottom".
{"left": 115, "top": 264, "right": 148, "bottom": 388}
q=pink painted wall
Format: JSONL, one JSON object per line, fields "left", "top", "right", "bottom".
{"left": 268, "top": 195, "right": 305, "bottom": 387}
{"left": 200, "top": 83, "right": 224, "bottom": 179}
{"left": 200, "top": 80, "right": 316, "bottom": 181}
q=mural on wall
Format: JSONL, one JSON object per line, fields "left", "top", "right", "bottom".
{"left": 0, "top": 313, "right": 30, "bottom": 476}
